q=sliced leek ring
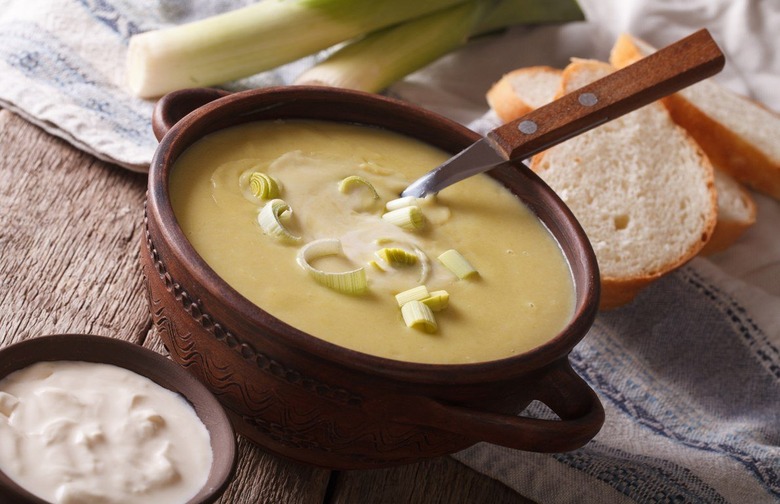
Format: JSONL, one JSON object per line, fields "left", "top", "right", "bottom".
{"left": 438, "top": 249, "right": 478, "bottom": 279}
{"left": 395, "top": 285, "right": 430, "bottom": 307}
{"left": 375, "top": 247, "right": 418, "bottom": 267}
{"left": 296, "top": 239, "right": 367, "bottom": 295}
{"left": 401, "top": 300, "right": 437, "bottom": 333}
{"left": 385, "top": 196, "right": 418, "bottom": 211}
{"left": 249, "top": 171, "right": 281, "bottom": 200}
{"left": 258, "top": 199, "right": 301, "bottom": 243}
{"left": 371, "top": 242, "right": 430, "bottom": 283}
{"left": 413, "top": 246, "right": 431, "bottom": 284}
{"left": 382, "top": 206, "right": 425, "bottom": 231}
{"left": 338, "top": 175, "right": 379, "bottom": 200}
{"left": 422, "top": 290, "right": 449, "bottom": 311}
{"left": 368, "top": 259, "right": 390, "bottom": 272}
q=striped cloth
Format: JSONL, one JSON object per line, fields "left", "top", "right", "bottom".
{"left": 0, "top": 0, "right": 315, "bottom": 171}
{"left": 0, "top": 1, "right": 778, "bottom": 502}
{"left": 452, "top": 226, "right": 780, "bottom": 502}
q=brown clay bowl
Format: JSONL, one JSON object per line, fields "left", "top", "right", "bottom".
{"left": 143, "top": 86, "right": 604, "bottom": 469}
{"left": 0, "top": 334, "right": 236, "bottom": 504}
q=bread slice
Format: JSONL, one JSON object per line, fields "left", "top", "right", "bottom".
{"left": 486, "top": 66, "right": 562, "bottom": 123}
{"left": 529, "top": 59, "right": 717, "bottom": 309}
{"left": 485, "top": 60, "right": 755, "bottom": 258}
{"left": 610, "top": 33, "right": 780, "bottom": 200}
{"left": 701, "top": 170, "right": 756, "bottom": 255}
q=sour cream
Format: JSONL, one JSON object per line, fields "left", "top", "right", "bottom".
{"left": 0, "top": 361, "right": 213, "bottom": 504}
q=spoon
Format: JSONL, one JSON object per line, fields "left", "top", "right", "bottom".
{"left": 401, "top": 29, "right": 725, "bottom": 198}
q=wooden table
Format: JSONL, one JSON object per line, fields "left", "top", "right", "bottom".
{"left": 0, "top": 109, "right": 534, "bottom": 503}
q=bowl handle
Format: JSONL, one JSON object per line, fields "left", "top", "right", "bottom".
{"left": 366, "top": 359, "right": 604, "bottom": 453}
{"left": 151, "top": 88, "right": 231, "bottom": 141}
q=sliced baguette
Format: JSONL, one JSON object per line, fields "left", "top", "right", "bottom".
{"left": 486, "top": 61, "right": 755, "bottom": 257}
{"left": 701, "top": 170, "right": 756, "bottom": 255}
{"left": 610, "top": 33, "right": 780, "bottom": 200}
{"left": 486, "top": 66, "right": 562, "bottom": 123}
{"left": 529, "top": 59, "right": 717, "bottom": 309}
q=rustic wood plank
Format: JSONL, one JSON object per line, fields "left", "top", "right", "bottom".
{"left": 0, "top": 110, "right": 149, "bottom": 343}
{"left": 330, "top": 456, "right": 535, "bottom": 504}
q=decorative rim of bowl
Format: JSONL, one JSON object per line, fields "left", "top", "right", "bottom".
{"left": 0, "top": 334, "right": 237, "bottom": 504}
{"left": 148, "top": 85, "right": 600, "bottom": 385}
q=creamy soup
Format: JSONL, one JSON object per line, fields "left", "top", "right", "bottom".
{"left": 170, "top": 120, "right": 575, "bottom": 364}
{"left": 0, "top": 361, "right": 212, "bottom": 504}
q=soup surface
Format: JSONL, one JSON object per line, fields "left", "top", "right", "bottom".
{"left": 170, "top": 120, "right": 575, "bottom": 364}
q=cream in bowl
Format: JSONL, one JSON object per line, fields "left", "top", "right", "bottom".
{"left": 0, "top": 335, "right": 236, "bottom": 504}
{"left": 170, "top": 119, "right": 575, "bottom": 364}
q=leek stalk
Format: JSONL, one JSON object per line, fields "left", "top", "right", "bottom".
{"left": 294, "top": 1, "right": 484, "bottom": 92}
{"left": 294, "top": 0, "right": 584, "bottom": 92}
{"left": 473, "top": 0, "right": 584, "bottom": 35}
{"left": 127, "top": 0, "right": 469, "bottom": 98}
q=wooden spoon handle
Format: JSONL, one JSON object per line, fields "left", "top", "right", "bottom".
{"left": 487, "top": 29, "right": 725, "bottom": 160}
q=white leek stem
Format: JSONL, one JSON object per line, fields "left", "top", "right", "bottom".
{"left": 294, "top": 1, "right": 482, "bottom": 92}
{"left": 294, "top": 0, "right": 584, "bottom": 93}
{"left": 126, "top": 0, "right": 469, "bottom": 98}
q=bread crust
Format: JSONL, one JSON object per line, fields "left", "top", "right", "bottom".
{"left": 661, "top": 93, "right": 780, "bottom": 198}
{"left": 530, "top": 59, "right": 717, "bottom": 310}
{"left": 700, "top": 174, "right": 757, "bottom": 255}
{"left": 486, "top": 71, "right": 534, "bottom": 123}
{"left": 486, "top": 67, "right": 561, "bottom": 123}
{"left": 701, "top": 212, "right": 756, "bottom": 256}
{"left": 531, "top": 144, "right": 717, "bottom": 310}
{"left": 611, "top": 34, "right": 780, "bottom": 200}
{"left": 611, "top": 33, "right": 758, "bottom": 256}
{"left": 484, "top": 46, "right": 754, "bottom": 309}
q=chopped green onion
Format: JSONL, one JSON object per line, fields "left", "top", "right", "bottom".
{"left": 401, "top": 300, "right": 438, "bottom": 333}
{"left": 126, "top": 0, "right": 468, "bottom": 98}
{"left": 422, "top": 290, "right": 450, "bottom": 311}
{"left": 375, "top": 247, "right": 418, "bottom": 267}
{"left": 249, "top": 172, "right": 281, "bottom": 200}
{"left": 438, "top": 249, "right": 478, "bottom": 279}
{"left": 368, "top": 240, "right": 395, "bottom": 271}
{"left": 296, "top": 238, "right": 367, "bottom": 295}
{"left": 338, "top": 175, "right": 380, "bottom": 211}
{"left": 385, "top": 196, "right": 419, "bottom": 211}
{"left": 382, "top": 206, "right": 425, "bottom": 231}
{"left": 368, "top": 259, "right": 390, "bottom": 272}
{"left": 413, "top": 246, "right": 431, "bottom": 284}
{"left": 258, "top": 199, "right": 301, "bottom": 243}
{"left": 338, "top": 175, "right": 379, "bottom": 199}
{"left": 395, "top": 285, "right": 430, "bottom": 307}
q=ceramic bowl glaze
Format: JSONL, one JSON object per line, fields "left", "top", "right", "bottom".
{"left": 142, "top": 86, "right": 604, "bottom": 469}
{"left": 0, "top": 334, "right": 236, "bottom": 504}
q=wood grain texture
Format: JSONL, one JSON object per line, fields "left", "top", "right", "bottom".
{"left": 330, "top": 456, "right": 533, "bottom": 504}
{"left": 0, "top": 109, "right": 536, "bottom": 503}
{"left": 0, "top": 110, "right": 149, "bottom": 344}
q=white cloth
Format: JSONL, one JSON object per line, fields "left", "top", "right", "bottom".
{"left": 1, "top": 1, "right": 778, "bottom": 502}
